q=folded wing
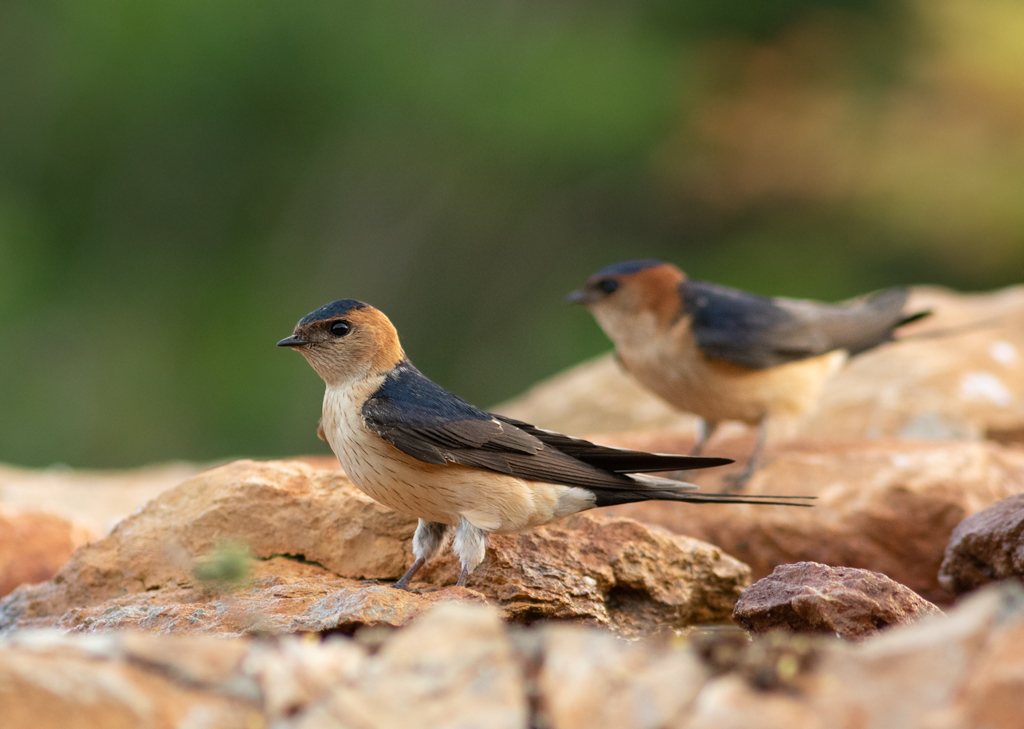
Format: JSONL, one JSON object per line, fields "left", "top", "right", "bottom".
{"left": 682, "top": 280, "right": 930, "bottom": 369}
{"left": 361, "top": 361, "right": 813, "bottom": 507}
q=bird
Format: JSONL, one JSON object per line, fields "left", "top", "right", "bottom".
{"left": 279, "top": 298, "right": 813, "bottom": 590}
{"left": 567, "top": 259, "right": 931, "bottom": 487}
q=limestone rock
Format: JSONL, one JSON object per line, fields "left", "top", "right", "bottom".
{"left": 601, "top": 436, "right": 1024, "bottom": 603}
{"left": 4, "top": 583, "right": 1024, "bottom": 729}
{"left": 420, "top": 513, "right": 750, "bottom": 635}
{"left": 538, "top": 625, "right": 705, "bottom": 729}
{"left": 0, "top": 459, "right": 749, "bottom": 637}
{"left": 958, "top": 609, "right": 1024, "bottom": 729}
{"left": 497, "top": 286, "right": 1024, "bottom": 443}
{"left": 0, "top": 507, "right": 92, "bottom": 598}
{"left": 806, "top": 582, "right": 1024, "bottom": 729}
{"left": 301, "top": 603, "right": 527, "bottom": 729}
{"left": 0, "top": 631, "right": 262, "bottom": 729}
{"left": 733, "top": 562, "right": 942, "bottom": 640}
{"left": 939, "top": 493, "right": 1024, "bottom": 595}
{"left": 0, "top": 461, "right": 204, "bottom": 537}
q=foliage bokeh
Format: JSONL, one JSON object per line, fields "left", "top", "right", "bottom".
{"left": 1, "top": 0, "right": 1022, "bottom": 467}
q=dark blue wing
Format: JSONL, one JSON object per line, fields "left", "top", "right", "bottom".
{"left": 360, "top": 360, "right": 730, "bottom": 488}
{"left": 682, "top": 280, "right": 921, "bottom": 369}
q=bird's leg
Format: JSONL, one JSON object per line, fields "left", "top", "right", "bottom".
{"left": 392, "top": 519, "right": 451, "bottom": 591}
{"left": 690, "top": 419, "right": 720, "bottom": 456}
{"left": 453, "top": 518, "right": 487, "bottom": 588}
{"left": 722, "top": 418, "right": 768, "bottom": 493}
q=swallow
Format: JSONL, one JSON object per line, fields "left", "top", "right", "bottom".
{"left": 568, "top": 259, "right": 931, "bottom": 486}
{"left": 279, "top": 299, "right": 812, "bottom": 590}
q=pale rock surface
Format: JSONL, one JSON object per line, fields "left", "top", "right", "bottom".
{"left": 939, "top": 493, "right": 1024, "bottom": 595}
{"left": 3, "top": 584, "right": 1024, "bottom": 729}
{"left": 0, "top": 630, "right": 262, "bottom": 729}
{"left": 537, "top": 625, "right": 705, "bottom": 729}
{"left": 292, "top": 603, "right": 527, "bottom": 729}
{"left": 0, "top": 461, "right": 205, "bottom": 537}
{"left": 600, "top": 435, "right": 1024, "bottom": 602}
{"left": 733, "top": 562, "right": 943, "bottom": 640}
{"left": 498, "top": 286, "right": 1024, "bottom": 444}
{"left": 0, "top": 459, "right": 749, "bottom": 636}
{"left": 805, "top": 582, "right": 1024, "bottom": 729}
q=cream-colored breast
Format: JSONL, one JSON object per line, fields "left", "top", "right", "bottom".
{"left": 321, "top": 378, "right": 596, "bottom": 533}
{"left": 612, "top": 314, "right": 847, "bottom": 425}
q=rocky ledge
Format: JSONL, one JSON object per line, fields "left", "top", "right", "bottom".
{"left": 0, "top": 459, "right": 749, "bottom": 638}
{"left": 598, "top": 435, "right": 1024, "bottom": 604}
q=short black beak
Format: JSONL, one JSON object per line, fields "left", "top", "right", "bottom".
{"left": 277, "top": 335, "right": 309, "bottom": 348}
{"left": 565, "top": 289, "right": 592, "bottom": 304}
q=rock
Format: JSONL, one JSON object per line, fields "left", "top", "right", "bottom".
{"left": 600, "top": 436, "right": 1024, "bottom": 603}
{"left": 0, "top": 507, "right": 92, "bottom": 598}
{"left": 420, "top": 513, "right": 750, "bottom": 635}
{"left": 0, "top": 459, "right": 750, "bottom": 637}
{"left": 806, "top": 582, "right": 1024, "bottom": 729}
{"left": 0, "top": 603, "right": 525, "bottom": 729}
{"left": 939, "top": 493, "right": 1024, "bottom": 595}
{"left": 537, "top": 625, "right": 705, "bottom": 729}
{"left": 0, "top": 631, "right": 263, "bottom": 729}
{"left": 497, "top": 286, "right": 1024, "bottom": 443}
{"left": 3, "top": 583, "right": 1024, "bottom": 729}
{"left": 679, "top": 674, "right": 818, "bottom": 729}
{"left": 733, "top": 562, "right": 942, "bottom": 640}
{"left": 302, "top": 603, "right": 527, "bottom": 729}
{"left": 0, "top": 461, "right": 204, "bottom": 537}
{"left": 245, "top": 633, "right": 366, "bottom": 722}
{"left": 958, "top": 607, "right": 1024, "bottom": 729}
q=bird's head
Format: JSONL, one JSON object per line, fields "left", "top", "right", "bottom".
{"left": 567, "top": 259, "right": 686, "bottom": 338}
{"left": 278, "top": 299, "right": 404, "bottom": 385}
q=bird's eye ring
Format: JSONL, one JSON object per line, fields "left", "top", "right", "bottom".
{"left": 330, "top": 320, "right": 352, "bottom": 337}
{"left": 597, "top": 279, "right": 619, "bottom": 295}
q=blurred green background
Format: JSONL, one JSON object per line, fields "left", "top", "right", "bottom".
{"left": 2, "top": 0, "right": 1023, "bottom": 468}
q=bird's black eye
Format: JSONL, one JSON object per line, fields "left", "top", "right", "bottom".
{"left": 597, "top": 279, "right": 619, "bottom": 295}
{"left": 329, "top": 320, "right": 352, "bottom": 337}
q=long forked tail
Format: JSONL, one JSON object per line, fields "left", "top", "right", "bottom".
{"left": 591, "top": 475, "right": 815, "bottom": 508}
{"left": 894, "top": 315, "right": 1004, "bottom": 343}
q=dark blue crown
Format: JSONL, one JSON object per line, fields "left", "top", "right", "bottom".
{"left": 590, "top": 259, "right": 665, "bottom": 280}
{"left": 298, "top": 299, "right": 368, "bottom": 326}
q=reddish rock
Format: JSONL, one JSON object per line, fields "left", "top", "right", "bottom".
{"left": 0, "top": 459, "right": 750, "bottom": 637}
{"left": 733, "top": 562, "right": 942, "bottom": 640}
{"left": 600, "top": 436, "right": 1024, "bottom": 603}
{"left": 0, "top": 507, "right": 92, "bottom": 598}
{"left": 939, "top": 493, "right": 1024, "bottom": 595}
